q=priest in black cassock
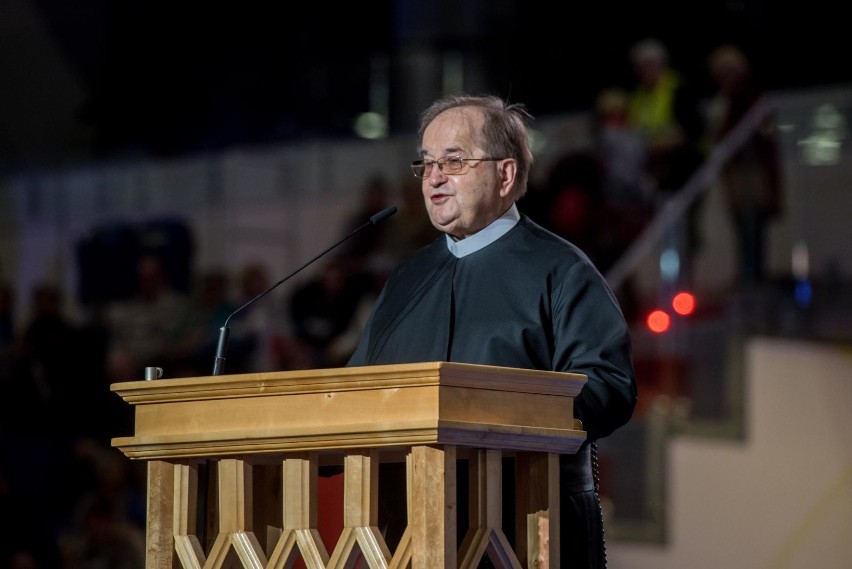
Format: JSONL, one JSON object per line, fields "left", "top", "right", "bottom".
{"left": 347, "top": 94, "right": 638, "bottom": 568}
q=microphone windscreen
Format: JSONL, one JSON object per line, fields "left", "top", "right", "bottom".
{"left": 370, "top": 206, "right": 398, "bottom": 225}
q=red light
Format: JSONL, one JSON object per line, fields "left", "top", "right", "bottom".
{"left": 672, "top": 292, "right": 696, "bottom": 316}
{"left": 646, "top": 310, "right": 671, "bottom": 333}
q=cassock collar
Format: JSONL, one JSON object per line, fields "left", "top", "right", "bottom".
{"left": 445, "top": 203, "right": 521, "bottom": 258}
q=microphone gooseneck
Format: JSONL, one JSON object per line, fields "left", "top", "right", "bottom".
{"left": 211, "top": 205, "right": 397, "bottom": 376}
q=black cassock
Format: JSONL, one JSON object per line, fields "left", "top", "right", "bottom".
{"left": 348, "top": 215, "right": 637, "bottom": 567}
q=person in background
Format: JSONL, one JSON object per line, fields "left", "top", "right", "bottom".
{"left": 164, "top": 268, "right": 236, "bottom": 376}
{"left": 381, "top": 173, "right": 439, "bottom": 265}
{"left": 9, "top": 283, "right": 81, "bottom": 434}
{"left": 339, "top": 173, "right": 394, "bottom": 271}
{"left": 230, "top": 261, "right": 298, "bottom": 372}
{"left": 347, "top": 93, "right": 637, "bottom": 567}
{"left": 0, "top": 283, "right": 13, "bottom": 426}
{"left": 594, "top": 87, "right": 654, "bottom": 251}
{"left": 626, "top": 38, "right": 705, "bottom": 284}
{"left": 591, "top": 87, "right": 654, "bottom": 320}
{"left": 704, "top": 43, "right": 782, "bottom": 285}
{"left": 104, "top": 254, "right": 190, "bottom": 381}
{"left": 0, "top": 282, "right": 13, "bottom": 354}
{"left": 290, "top": 256, "right": 373, "bottom": 369}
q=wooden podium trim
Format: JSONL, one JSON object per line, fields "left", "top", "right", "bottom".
{"left": 111, "top": 361, "right": 586, "bottom": 403}
{"left": 111, "top": 362, "right": 586, "bottom": 461}
{"left": 113, "top": 420, "right": 585, "bottom": 459}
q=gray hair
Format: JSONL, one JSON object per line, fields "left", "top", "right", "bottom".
{"left": 630, "top": 38, "right": 669, "bottom": 65}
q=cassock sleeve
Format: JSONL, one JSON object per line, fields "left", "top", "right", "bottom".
{"left": 551, "top": 259, "right": 637, "bottom": 441}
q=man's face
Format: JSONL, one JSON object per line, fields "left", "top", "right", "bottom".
{"left": 419, "top": 107, "right": 511, "bottom": 239}
{"left": 635, "top": 57, "right": 665, "bottom": 87}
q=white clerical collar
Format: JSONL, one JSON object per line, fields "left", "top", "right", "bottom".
{"left": 445, "top": 203, "right": 521, "bottom": 258}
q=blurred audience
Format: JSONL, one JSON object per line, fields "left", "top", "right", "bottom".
{"left": 0, "top": 282, "right": 13, "bottom": 355}
{"left": 382, "top": 174, "right": 439, "bottom": 264}
{"left": 538, "top": 150, "right": 607, "bottom": 262}
{"left": 10, "top": 284, "right": 74, "bottom": 425}
{"left": 285, "top": 174, "right": 420, "bottom": 370}
{"left": 339, "top": 173, "right": 395, "bottom": 272}
{"left": 56, "top": 439, "right": 146, "bottom": 569}
{"left": 6, "top": 283, "right": 99, "bottom": 437}
{"left": 289, "top": 256, "right": 374, "bottom": 369}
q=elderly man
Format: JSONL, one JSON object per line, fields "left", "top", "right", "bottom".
{"left": 348, "top": 94, "right": 637, "bottom": 568}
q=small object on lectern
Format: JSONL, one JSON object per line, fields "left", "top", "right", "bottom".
{"left": 144, "top": 366, "right": 163, "bottom": 381}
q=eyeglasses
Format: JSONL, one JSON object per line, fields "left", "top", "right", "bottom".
{"left": 410, "top": 156, "right": 504, "bottom": 178}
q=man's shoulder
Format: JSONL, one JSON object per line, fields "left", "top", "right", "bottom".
{"left": 515, "top": 216, "right": 587, "bottom": 254}
{"left": 510, "top": 216, "right": 604, "bottom": 274}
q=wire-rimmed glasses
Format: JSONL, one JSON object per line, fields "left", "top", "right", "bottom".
{"left": 410, "top": 156, "right": 504, "bottom": 178}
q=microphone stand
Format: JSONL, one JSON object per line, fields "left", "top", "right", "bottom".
{"left": 211, "top": 206, "right": 397, "bottom": 375}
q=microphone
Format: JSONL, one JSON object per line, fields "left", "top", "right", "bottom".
{"left": 211, "top": 205, "right": 397, "bottom": 375}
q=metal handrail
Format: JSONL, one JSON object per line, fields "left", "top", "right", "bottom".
{"left": 604, "top": 95, "right": 777, "bottom": 291}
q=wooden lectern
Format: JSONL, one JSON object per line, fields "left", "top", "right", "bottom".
{"left": 111, "top": 362, "right": 586, "bottom": 568}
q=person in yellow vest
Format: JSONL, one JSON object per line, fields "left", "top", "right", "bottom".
{"left": 626, "top": 38, "right": 705, "bottom": 283}
{"left": 627, "top": 38, "right": 704, "bottom": 195}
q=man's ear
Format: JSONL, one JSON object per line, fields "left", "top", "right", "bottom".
{"left": 498, "top": 159, "right": 518, "bottom": 198}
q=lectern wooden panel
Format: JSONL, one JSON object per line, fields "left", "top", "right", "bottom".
{"left": 111, "top": 361, "right": 586, "bottom": 568}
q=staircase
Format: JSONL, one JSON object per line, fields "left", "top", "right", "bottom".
{"left": 594, "top": 86, "right": 852, "bottom": 567}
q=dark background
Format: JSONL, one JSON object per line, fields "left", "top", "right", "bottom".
{"left": 1, "top": 0, "right": 848, "bottom": 169}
